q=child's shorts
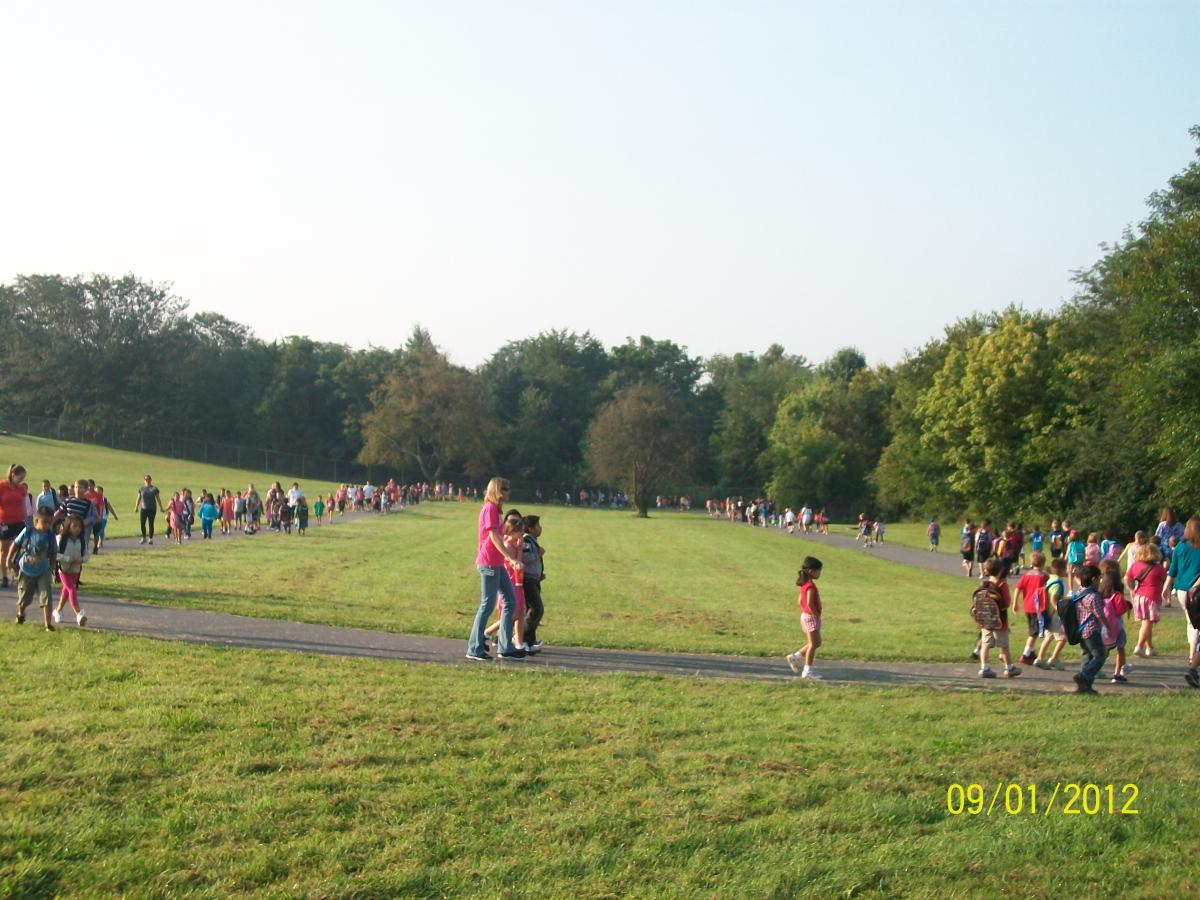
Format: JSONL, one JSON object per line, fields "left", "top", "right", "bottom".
{"left": 1105, "top": 629, "right": 1127, "bottom": 652}
{"left": 17, "top": 571, "right": 52, "bottom": 610}
{"left": 1133, "top": 595, "right": 1160, "bottom": 622}
{"left": 1045, "top": 615, "right": 1066, "bottom": 640}
{"left": 800, "top": 612, "right": 820, "bottom": 633}
{"left": 1026, "top": 612, "right": 1042, "bottom": 638}
{"left": 980, "top": 628, "right": 1009, "bottom": 651}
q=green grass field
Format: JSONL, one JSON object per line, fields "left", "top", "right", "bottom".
{"left": 0, "top": 433, "right": 341, "bottom": 540}
{"left": 3, "top": 627, "right": 1199, "bottom": 898}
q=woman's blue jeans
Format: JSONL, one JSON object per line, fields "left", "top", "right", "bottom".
{"left": 468, "top": 565, "right": 516, "bottom": 656}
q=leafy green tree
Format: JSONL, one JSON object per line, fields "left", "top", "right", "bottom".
{"left": 479, "top": 331, "right": 612, "bottom": 487}
{"left": 584, "top": 383, "right": 694, "bottom": 517}
{"left": 764, "top": 361, "right": 891, "bottom": 515}
{"left": 914, "top": 309, "right": 1070, "bottom": 517}
{"left": 359, "top": 344, "right": 494, "bottom": 482}
{"left": 706, "top": 345, "right": 810, "bottom": 491}
{"left": 605, "top": 336, "right": 703, "bottom": 397}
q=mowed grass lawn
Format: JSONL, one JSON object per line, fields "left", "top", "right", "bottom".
{"left": 86, "top": 504, "right": 1194, "bottom": 663}
{"left": 0, "top": 433, "right": 341, "bottom": 540}
{"left": 3, "top": 628, "right": 1200, "bottom": 898}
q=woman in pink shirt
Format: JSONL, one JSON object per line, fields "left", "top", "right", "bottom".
{"left": 466, "top": 477, "right": 524, "bottom": 661}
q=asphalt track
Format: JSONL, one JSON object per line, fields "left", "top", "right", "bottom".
{"left": 12, "top": 510, "right": 1195, "bottom": 695}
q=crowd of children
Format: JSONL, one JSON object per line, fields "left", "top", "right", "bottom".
{"left": 0, "top": 462, "right": 473, "bottom": 634}
{"left": 960, "top": 507, "right": 1200, "bottom": 693}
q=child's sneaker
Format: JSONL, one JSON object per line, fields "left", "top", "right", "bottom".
{"left": 44, "top": 623, "right": 54, "bottom": 632}
{"left": 1145, "top": 647, "right": 1156, "bottom": 657}
{"left": 786, "top": 653, "right": 801, "bottom": 673}
{"left": 1120, "top": 663, "right": 1132, "bottom": 677}
{"left": 800, "top": 667, "right": 821, "bottom": 680}
{"left": 979, "top": 668, "right": 996, "bottom": 678}
{"left": 1111, "top": 674, "right": 1128, "bottom": 684}
{"left": 1049, "top": 659, "right": 1065, "bottom": 671}
{"left": 1020, "top": 653, "right": 1036, "bottom": 666}
{"left": 77, "top": 610, "right": 87, "bottom": 628}
{"left": 1005, "top": 666, "right": 1022, "bottom": 678}
{"left": 139, "top": 537, "right": 146, "bottom": 545}
{"left": 970, "top": 648, "right": 980, "bottom": 661}
{"left": 1034, "top": 659, "right": 1049, "bottom": 670}
{"left": 51, "top": 609, "right": 61, "bottom": 625}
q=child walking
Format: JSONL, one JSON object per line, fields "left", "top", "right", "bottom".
{"left": 786, "top": 556, "right": 824, "bottom": 680}
{"left": 1098, "top": 568, "right": 1130, "bottom": 684}
{"left": 1015, "top": 551, "right": 1049, "bottom": 666}
{"left": 521, "top": 514, "right": 545, "bottom": 652}
{"left": 1034, "top": 558, "right": 1070, "bottom": 670}
{"left": 53, "top": 515, "right": 90, "bottom": 627}
{"left": 1071, "top": 565, "right": 1107, "bottom": 694}
{"left": 973, "top": 558, "right": 1021, "bottom": 678}
{"left": 296, "top": 496, "right": 309, "bottom": 535}
{"left": 198, "top": 493, "right": 219, "bottom": 540}
{"left": 7, "top": 510, "right": 58, "bottom": 630}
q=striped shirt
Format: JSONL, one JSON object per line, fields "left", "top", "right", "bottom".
{"left": 60, "top": 496, "right": 94, "bottom": 523}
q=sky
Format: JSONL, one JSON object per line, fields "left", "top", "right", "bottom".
{"left": 2, "top": 1, "right": 1197, "bottom": 368}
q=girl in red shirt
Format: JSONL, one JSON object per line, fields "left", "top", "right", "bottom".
{"left": 786, "top": 556, "right": 824, "bottom": 680}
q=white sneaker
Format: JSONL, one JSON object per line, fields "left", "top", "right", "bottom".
{"left": 786, "top": 653, "right": 800, "bottom": 673}
{"left": 51, "top": 609, "right": 61, "bottom": 624}
{"left": 139, "top": 537, "right": 146, "bottom": 545}
{"left": 800, "top": 669, "right": 822, "bottom": 680}
{"left": 1120, "top": 664, "right": 1132, "bottom": 677}
{"left": 148, "top": 539, "right": 154, "bottom": 545}
{"left": 77, "top": 610, "right": 87, "bottom": 627}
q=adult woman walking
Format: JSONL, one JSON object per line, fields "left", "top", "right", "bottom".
{"left": 134, "top": 475, "right": 166, "bottom": 545}
{"left": 0, "top": 464, "right": 29, "bottom": 589}
{"left": 467, "top": 477, "right": 525, "bottom": 661}
{"left": 1161, "top": 516, "right": 1200, "bottom": 689}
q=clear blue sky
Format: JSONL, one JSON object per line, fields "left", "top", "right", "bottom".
{"left": 2, "top": 1, "right": 1197, "bottom": 367}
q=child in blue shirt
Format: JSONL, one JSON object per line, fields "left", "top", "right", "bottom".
{"left": 6, "top": 511, "right": 59, "bottom": 630}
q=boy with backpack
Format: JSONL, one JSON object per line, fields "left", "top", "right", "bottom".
{"left": 974, "top": 521, "right": 993, "bottom": 579}
{"left": 971, "top": 557, "right": 1021, "bottom": 678}
{"left": 1061, "top": 564, "right": 1106, "bottom": 694}
{"left": 1015, "top": 551, "right": 1049, "bottom": 666}
{"left": 1034, "top": 558, "right": 1070, "bottom": 670}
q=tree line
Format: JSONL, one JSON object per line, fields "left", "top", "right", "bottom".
{"left": 2, "top": 127, "right": 1196, "bottom": 525}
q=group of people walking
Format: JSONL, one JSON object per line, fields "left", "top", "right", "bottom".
{"left": 466, "top": 478, "right": 548, "bottom": 661}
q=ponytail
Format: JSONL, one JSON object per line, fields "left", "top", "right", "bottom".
{"left": 7, "top": 464, "right": 26, "bottom": 483}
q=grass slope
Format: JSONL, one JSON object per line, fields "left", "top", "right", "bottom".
{"left": 2, "top": 629, "right": 1198, "bottom": 898}
{"left": 0, "top": 433, "right": 340, "bottom": 539}
{"left": 86, "top": 504, "right": 1191, "bottom": 662}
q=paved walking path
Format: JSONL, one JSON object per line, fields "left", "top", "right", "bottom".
{"left": 62, "top": 592, "right": 1188, "bottom": 693}
{"left": 15, "top": 508, "right": 1193, "bottom": 694}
